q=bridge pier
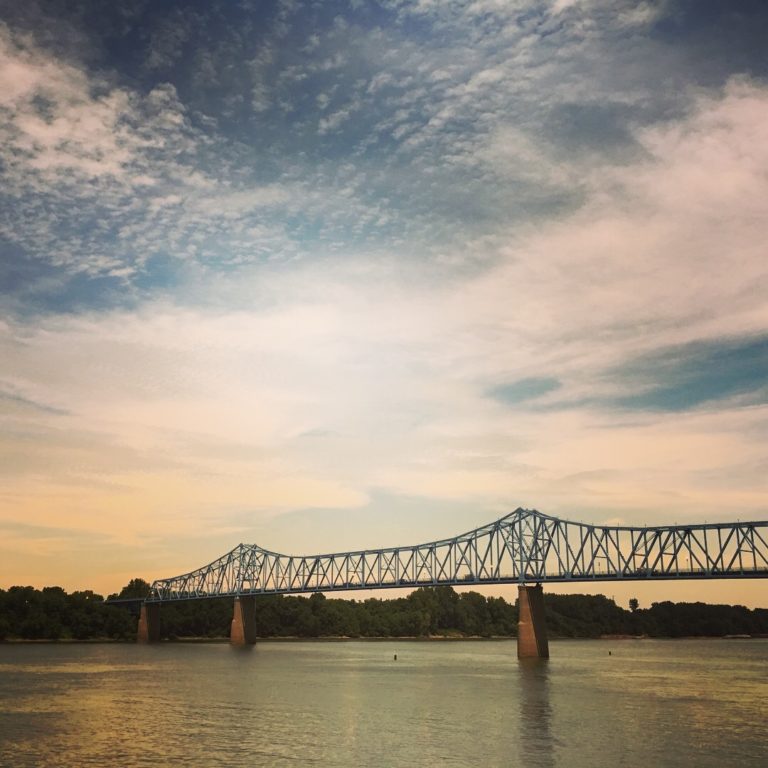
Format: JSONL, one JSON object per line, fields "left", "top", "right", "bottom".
{"left": 137, "top": 603, "right": 160, "bottom": 643}
{"left": 230, "top": 596, "right": 257, "bottom": 645}
{"left": 517, "top": 584, "right": 549, "bottom": 659}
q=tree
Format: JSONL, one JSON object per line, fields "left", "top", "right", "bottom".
{"left": 115, "top": 578, "right": 152, "bottom": 600}
{"left": 629, "top": 598, "right": 639, "bottom": 613}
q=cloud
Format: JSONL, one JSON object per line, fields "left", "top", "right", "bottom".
{"left": 317, "top": 99, "right": 361, "bottom": 134}
{"left": 551, "top": 0, "right": 669, "bottom": 28}
{"left": 456, "top": 78, "right": 768, "bottom": 368}
{"left": 2, "top": 66, "right": 766, "bottom": 479}
{"left": 489, "top": 378, "right": 561, "bottom": 405}
{"left": 0, "top": 24, "right": 306, "bottom": 284}
{"left": 0, "top": 520, "right": 108, "bottom": 543}
{"left": 0, "top": 385, "right": 68, "bottom": 415}
{"left": 192, "top": 186, "right": 292, "bottom": 216}
{"left": 609, "top": 335, "right": 768, "bottom": 412}
{"left": 2, "top": 0, "right": 760, "bottom": 307}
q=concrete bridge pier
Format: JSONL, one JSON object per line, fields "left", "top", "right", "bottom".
{"left": 137, "top": 603, "right": 160, "bottom": 643}
{"left": 230, "top": 596, "right": 257, "bottom": 645}
{"left": 517, "top": 584, "right": 549, "bottom": 659}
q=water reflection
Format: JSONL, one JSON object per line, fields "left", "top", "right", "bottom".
{"left": 517, "top": 659, "right": 555, "bottom": 768}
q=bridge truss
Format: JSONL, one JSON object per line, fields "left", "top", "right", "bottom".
{"left": 147, "top": 508, "right": 768, "bottom": 602}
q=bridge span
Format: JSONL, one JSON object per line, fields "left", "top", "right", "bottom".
{"left": 133, "top": 507, "right": 768, "bottom": 657}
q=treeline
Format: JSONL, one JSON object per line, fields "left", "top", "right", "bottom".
{"left": 146, "top": 585, "right": 518, "bottom": 640}
{"left": 0, "top": 587, "right": 136, "bottom": 640}
{"left": 544, "top": 593, "right": 768, "bottom": 638}
{"left": 1, "top": 581, "right": 767, "bottom": 641}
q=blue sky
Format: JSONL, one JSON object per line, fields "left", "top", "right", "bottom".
{"left": 1, "top": 0, "right": 767, "bottom": 606}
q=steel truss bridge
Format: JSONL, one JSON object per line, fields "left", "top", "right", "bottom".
{"left": 147, "top": 508, "right": 768, "bottom": 603}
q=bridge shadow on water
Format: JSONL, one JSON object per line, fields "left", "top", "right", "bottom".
{"left": 517, "top": 659, "right": 555, "bottom": 768}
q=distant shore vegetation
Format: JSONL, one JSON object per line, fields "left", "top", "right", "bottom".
{"left": 1, "top": 581, "right": 766, "bottom": 642}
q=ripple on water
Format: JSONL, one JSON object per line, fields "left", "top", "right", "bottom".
{"left": 0, "top": 639, "right": 766, "bottom": 768}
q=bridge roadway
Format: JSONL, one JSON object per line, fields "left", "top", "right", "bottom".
{"left": 128, "top": 508, "right": 768, "bottom": 657}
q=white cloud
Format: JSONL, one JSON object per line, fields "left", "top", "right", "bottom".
{"left": 192, "top": 185, "right": 292, "bottom": 216}
{"left": 318, "top": 99, "right": 361, "bottom": 134}
{"left": 551, "top": 0, "right": 668, "bottom": 26}
{"left": 0, "top": 0, "right": 712, "bottom": 283}
{"left": 3, "top": 79, "right": 768, "bottom": 541}
{"left": 0, "top": 29, "right": 131, "bottom": 181}
{"left": 0, "top": 26, "right": 316, "bottom": 274}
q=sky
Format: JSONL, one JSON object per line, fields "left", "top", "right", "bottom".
{"left": 1, "top": 0, "right": 767, "bottom": 609}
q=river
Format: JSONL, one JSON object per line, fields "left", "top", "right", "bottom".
{"left": 0, "top": 639, "right": 766, "bottom": 767}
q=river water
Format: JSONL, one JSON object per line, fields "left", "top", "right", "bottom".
{"left": 0, "top": 639, "right": 765, "bottom": 767}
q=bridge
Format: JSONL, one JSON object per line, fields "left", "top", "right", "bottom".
{"left": 131, "top": 507, "right": 768, "bottom": 657}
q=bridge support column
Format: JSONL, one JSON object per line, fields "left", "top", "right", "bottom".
{"left": 517, "top": 584, "right": 549, "bottom": 659}
{"left": 230, "top": 596, "right": 257, "bottom": 645}
{"left": 137, "top": 603, "right": 160, "bottom": 643}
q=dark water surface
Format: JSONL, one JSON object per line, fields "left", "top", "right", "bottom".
{"left": 0, "top": 639, "right": 766, "bottom": 767}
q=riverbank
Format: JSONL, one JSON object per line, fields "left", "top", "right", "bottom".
{"left": 3, "top": 633, "right": 767, "bottom": 644}
{"left": 4, "top": 584, "right": 767, "bottom": 643}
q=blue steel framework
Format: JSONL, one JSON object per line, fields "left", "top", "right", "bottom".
{"left": 147, "top": 508, "right": 768, "bottom": 603}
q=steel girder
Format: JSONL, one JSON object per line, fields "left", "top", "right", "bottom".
{"left": 146, "top": 507, "right": 768, "bottom": 603}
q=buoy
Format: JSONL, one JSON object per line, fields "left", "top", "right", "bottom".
{"left": 394, "top": 653, "right": 398, "bottom": 660}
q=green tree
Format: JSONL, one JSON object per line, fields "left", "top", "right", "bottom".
{"left": 115, "top": 578, "right": 152, "bottom": 599}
